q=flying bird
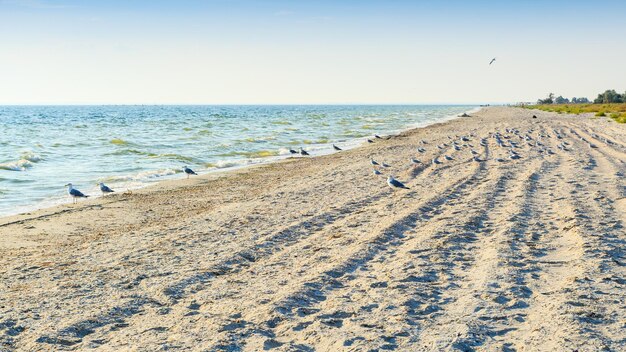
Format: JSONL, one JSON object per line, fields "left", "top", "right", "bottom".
{"left": 65, "top": 183, "right": 88, "bottom": 203}
{"left": 387, "top": 175, "right": 410, "bottom": 190}
{"left": 183, "top": 166, "right": 197, "bottom": 178}
{"left": 98, "top": 182, "right": 114, "bottom": 195}
{"left": 489, "top": 57, "right": 496, "bottom": 65}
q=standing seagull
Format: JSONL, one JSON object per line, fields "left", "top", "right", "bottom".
{"left": 98, "top": 182, "right": 114, "bottom": 196}
{"left": 183, "top": 166, "right": 197, "bottom": 178}
{"left": 489, "top": 57, "right": 496, "bottom": 65}
{"left": 288, "top": 148, "right": 298, "bottom": 155}
{"left": 333, "top": 144, "right": 342, "bottom": 151}
{"left": 299, "top": 147, "right": 310, "bottom": 156}
{"left": 65, "top": 183, "right": 88, "bottom": 204}
{"left": 387, "top": 175, "right": 410, "bottom": 190}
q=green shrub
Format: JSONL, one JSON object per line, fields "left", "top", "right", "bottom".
{"left": 595, "top": 111, "right": 606, "bottom": 117}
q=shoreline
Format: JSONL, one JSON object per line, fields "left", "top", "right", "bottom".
{"left": 0, "top": 106, "right": 479, "bottom": 220}
{"left": 1, "top": 106, "right": 624, "bottom": 351}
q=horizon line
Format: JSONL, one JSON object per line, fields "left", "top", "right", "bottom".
{"left": 0, "top": 102, "right": 505, "bottom": 106}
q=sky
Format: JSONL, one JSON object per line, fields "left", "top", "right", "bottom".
{"left": 1, "top": 0, "right": 625, "bottom": 104}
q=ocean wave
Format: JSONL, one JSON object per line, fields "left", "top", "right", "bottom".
{"left": 148, "top": 153, "right": 197, "bottom": 163}
{"left": 216, "top": 150, "right": 279, "bottom": 158}
{"left": 214, "top": 159, "right": 254, "bottom": 169}
{"left": 0, "top": 151, "right": 42, "bottom": 171}
{"left": 108, "top": 149, "right": 156, "bottom": 157}
{"left": 110, "top": 138, "right": 131, "bottom": 146}
{"left": 100, "top": 168, "right": 179, "bottom": 182}
{"left": 239, "top": 136, "right": 277, "bottom": 143}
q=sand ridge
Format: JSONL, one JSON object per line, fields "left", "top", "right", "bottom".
{"left": 0, "top": 107, "right": 625, "bottom": 351}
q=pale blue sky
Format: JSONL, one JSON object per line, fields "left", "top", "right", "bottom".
{"left": 1, "top": 0, "right": 625, "bottom": 104}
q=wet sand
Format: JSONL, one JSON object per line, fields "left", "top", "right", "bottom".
{"left": 1, "top": 107, "right": 625, "bottom": 351}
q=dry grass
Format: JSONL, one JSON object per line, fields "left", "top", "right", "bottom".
{"left": 523, "top": 103, "right": 626, "bottom": 123}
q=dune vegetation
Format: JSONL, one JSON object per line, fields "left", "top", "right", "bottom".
{"left": 523, "top": 103, "right": 626, "bottom": 123}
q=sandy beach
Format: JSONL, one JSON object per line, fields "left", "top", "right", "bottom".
{"left": 1, "top": 106, "right": 625, "bottom": 351}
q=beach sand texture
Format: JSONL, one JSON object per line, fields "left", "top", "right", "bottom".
{"left": 1, "top": 107, "right": 625, "bottom": 351}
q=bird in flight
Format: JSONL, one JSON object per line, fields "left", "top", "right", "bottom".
{"left": 489, "top": 57, "right": 496, "bottom": 65}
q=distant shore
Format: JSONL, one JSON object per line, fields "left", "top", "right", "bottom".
{"left": 1, "top": 107, "right": 625, "bottom": 351}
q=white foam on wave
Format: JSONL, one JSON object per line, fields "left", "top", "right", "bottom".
{"left": 0, "top": 151, "right": 42, "bottom": 171}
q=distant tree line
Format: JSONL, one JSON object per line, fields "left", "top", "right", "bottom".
{"left": 537, "top": 89, "right": 625, "bottom": 104}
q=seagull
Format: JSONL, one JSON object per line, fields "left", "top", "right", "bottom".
{"left": 370, "top": 158, "right": 380, "bottom": 166}
{"left": 98, "top": 182, "right": 114, "bottom": 196}
{"left": 289, "top": 148, "right": 298, "bottom": 154}
{"left": 373, "top": 169, "right": 382, "bottom": 175}
{"left": 65, "top": 183, "right": 88, "bottom": 204}
{"left": 183, "top": 166, "right": 197, "bottom": 178}
{"left": 333, "top": 144, "right": 342, "bottom": 151}
{"left": 299, "top": 147, "right": 310, "bottom": 156}
{"left": 381, "top": 162, "right": 391, "bottom": 168}
{"left": 489, "top": 57, "right": 496, "bottom": 65}
{"left": 417, "top": 147, "right": 426, "bottom": 153}
{"left": 367, "top": 139, "right": 374, "bottom": 143}
{"left": 411, "top": 158, "right": 421, "bottom": 164}
{"left": 444, "top": 155, "right": 454, "bottom": 161}
{"left": 387, "top": 175, "right": 410, "bottom": 190}
{"left": 374, "top": 134, "right": 382, "bottom": 139}
{"left": 432, "top": 157, "right": 442, "bottom": 165}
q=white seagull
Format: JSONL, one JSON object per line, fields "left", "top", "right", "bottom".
{"left": 183, "top": 166, "right": 197, "bottom": 178}
{"left": 98, "top": 182, "right": 114, "bottom": 196}
{"left": 65, "top": 183, "right": 88, "bottom": 204}
{"left": 387, "top": 175, "right": 410, "bottom": 190}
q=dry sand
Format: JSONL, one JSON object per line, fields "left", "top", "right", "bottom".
{"left": 1, "top": 107, "right": 625, "bottom": 351}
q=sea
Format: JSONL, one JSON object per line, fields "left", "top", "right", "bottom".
{"left": 0, "top": 105, "right": 475, "bottom": 217}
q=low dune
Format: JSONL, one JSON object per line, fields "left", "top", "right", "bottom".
{"left": 1, "top": 107, "right": 625, "bottom": 351}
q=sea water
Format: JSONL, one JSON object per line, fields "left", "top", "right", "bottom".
{"left": 0, "top": 105, "right": 475, "bottom": 216}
